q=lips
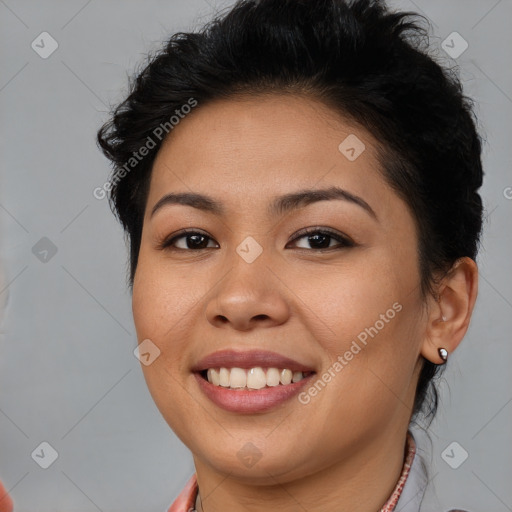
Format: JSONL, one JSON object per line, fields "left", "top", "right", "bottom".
{"left": 190, "top": 349, "right": 316, "bottom": 373}
{"left": 191, "top": 349, "right": 318, "bottom": 413}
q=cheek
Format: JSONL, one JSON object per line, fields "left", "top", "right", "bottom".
{"left": 298, "top": 247, "right": 419, "bottom": 347}
{"left": 131, "top": 249, "right": 198, "bottom": 390}
{"left": 131, "top": 255, "right": 201, "bottom": 435}
{"left": 132, "top": 247, "right": 197, "bottom": 343}
{"left": 296, "top": 249, "right": 423, "bottom": 407}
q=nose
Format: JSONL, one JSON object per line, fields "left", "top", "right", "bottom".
{"left": 204, "top": 250, "right": 290, "bottom": 331}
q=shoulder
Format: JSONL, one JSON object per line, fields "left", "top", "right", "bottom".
{"left": 167, "top": 473, "right": 198, "bottom": 512}
{"left": 395, "top": 434, "right": 471, "bottom": 512}
{"left": 0, "top": 480, "right": 14, "bottom": 512}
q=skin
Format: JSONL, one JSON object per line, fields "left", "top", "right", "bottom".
{"left": 132, "top": 94, "right": 478, "bottom": 512}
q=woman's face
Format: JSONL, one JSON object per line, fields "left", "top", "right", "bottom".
{"left": 132, "top": 94, "right": 428, "bottom": 482}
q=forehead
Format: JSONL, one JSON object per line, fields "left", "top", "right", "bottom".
{"left": 147, "top": 94, "right": 395, "bottom": 219}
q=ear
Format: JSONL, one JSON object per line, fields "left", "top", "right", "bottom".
{"left": 420, "top": 257, "right": 479, "bottom": 364}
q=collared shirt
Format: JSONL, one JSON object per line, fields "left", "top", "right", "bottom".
{"left": 167, "top": 431, "right": 445, "bottom": 512}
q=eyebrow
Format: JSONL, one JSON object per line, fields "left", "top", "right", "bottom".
{"left": 150, "top": 186, "right": 377, "bottom": 221}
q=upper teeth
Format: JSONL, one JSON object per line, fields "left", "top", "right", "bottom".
{"left": 206, "top": 367, "right": 308, "bottom": 389}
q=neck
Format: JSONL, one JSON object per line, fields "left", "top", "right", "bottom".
{"left": 192, "top": 425, "right": 410, "bottom": 512}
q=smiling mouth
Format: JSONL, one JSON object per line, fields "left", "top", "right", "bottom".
{"left": 199, "top": 367, "right": 316, "bottom": 391}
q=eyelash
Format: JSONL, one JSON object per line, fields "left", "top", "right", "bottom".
{"left": 159, "top": 227, "right": 355, "bottom": 252}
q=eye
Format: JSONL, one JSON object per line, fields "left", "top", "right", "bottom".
{"left": 287, "top": 227, "right": 354, "bottom": 251}
{"left": 159, "top": 227, "right": 354, "bottom": 252}
{"left": 159, "top": 229, "right": 219, "bottom": 251}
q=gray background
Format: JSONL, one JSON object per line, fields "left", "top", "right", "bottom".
{"left": 0, "top": 1, "right": 510, "bottom": 511}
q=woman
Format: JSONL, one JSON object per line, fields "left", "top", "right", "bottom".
{"left": 0, "top": 0, "right": 483, "bottom": 510}
{"left": 97, "top": 0, "right": 482, "bottom": 510}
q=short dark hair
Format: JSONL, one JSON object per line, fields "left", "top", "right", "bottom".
{"left": 97, "top": 0, "right": 484, "bottom": 421}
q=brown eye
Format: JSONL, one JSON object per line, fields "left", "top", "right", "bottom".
{"left": 288, "top": 228, "right": 354, "bottom": 251}
{"left": 160, "top": 230, "right": 219, "bottom": 250}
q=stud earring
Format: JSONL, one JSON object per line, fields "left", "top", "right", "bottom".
{"left": 442, "top": 315, "right": 447, "bottom": 322}
{"left": 438, "top": 347, "right": 448, "bottom": 363}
